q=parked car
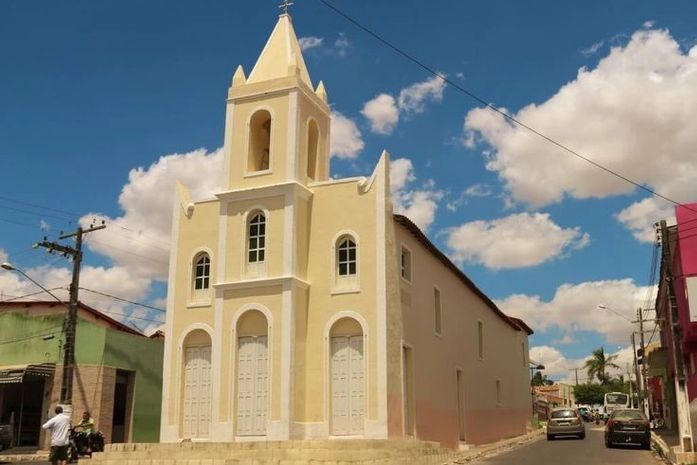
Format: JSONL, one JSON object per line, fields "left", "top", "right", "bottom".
{"left": 547, "top": 407, "right": 585, "bottom": 440}
{"left": 604, "top": 409, "right": 651, "bottom": 449}
{"left": 0, "top": 424, "right": 12, "bottom": 451}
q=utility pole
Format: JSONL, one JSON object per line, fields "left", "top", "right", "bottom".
{"left": 631, "top": 333, "right": 641, "bottom": 409}
{"left": 35, "top": 222, "right": 105, "bottom": 406}
{"left": 637, "top": 307, "right": 647, "bottom": 414}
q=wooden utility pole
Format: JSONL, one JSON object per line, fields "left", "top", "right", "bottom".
{"left": 35, "top": 222, "right": 105, "bottom": 405}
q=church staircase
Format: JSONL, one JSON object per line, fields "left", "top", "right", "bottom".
{"left": 91, "top": 439, "right": 457, "bottom": 465}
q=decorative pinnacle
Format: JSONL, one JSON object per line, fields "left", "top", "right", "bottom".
{"left": 279, "top": 0, "right": 294, "bottom": 15}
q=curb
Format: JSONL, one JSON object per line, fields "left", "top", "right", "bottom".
{"left": 449, "top": 429, "right": 545, "bottom": 463}
{"left": 651, "top": 431, "right": 675, "bottom": 465}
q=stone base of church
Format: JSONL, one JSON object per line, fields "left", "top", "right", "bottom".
{"left": 91, "top": 439, "right": 456, "bottom": 465}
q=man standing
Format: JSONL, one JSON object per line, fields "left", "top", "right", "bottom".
{"left": 42, "top": 406, "right": 71, "bottom": 465}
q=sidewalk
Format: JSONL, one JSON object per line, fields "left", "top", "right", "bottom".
{"left": 0, "top": 447, "right": 48, "bottom": 462}
{"left": 447, "top": 428, "right": 545, "bottom": 463}
{"left": 651, "top": 428, "right": 696, "bottom": 465}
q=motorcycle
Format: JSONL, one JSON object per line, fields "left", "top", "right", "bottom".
{"left": 68, "top": 427, "right": 104, "bottom": 462}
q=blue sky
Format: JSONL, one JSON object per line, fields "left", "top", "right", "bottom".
{"left": 2, "top": 0, "right": 697, "bottom": 382}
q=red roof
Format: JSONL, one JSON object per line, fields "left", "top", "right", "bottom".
{"left": 394, "top": 214, "right": 533, "bottom": 335}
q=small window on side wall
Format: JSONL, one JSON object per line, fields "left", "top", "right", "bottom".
{"left": 401, "top": 246, "right": 412, "bottom": 282}
{"left": 334, "top": 235, "right": 358, "bottom": 291}
{"left": 248, "top": 212, "right": 266, "bottom": 263}
{"left": 191, "top": 252, "right": 211, "bottom": 304}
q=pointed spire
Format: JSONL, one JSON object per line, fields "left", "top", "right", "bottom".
{"left": 247, "top": 14, "right": 313, "bottom": 87}
{"left": 315, "top": 81, "right": 327, "bottom": 103}
{"left": 232, "top": 65, "right": 247, "bottom": 87}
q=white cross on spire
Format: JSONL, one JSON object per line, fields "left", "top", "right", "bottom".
{"left": 279, "top": 0, "right": 294, "bottom": 15}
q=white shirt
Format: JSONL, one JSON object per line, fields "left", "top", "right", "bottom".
{"left": 42, "top": 413, "right": 71, "bottom": 446}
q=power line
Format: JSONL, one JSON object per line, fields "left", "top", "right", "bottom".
{"left": 79, "top": 287, "right": 165, "bottom": 313}
{"left": 315, "top": 0, "right": 697, "bottom": 216}
{"left": 0, "top": 286, "right": 69, "bottom": 303}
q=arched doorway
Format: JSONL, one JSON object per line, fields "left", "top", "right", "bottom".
{"left": 235, "top": 310, "right": 269, "bottom": 436}
{"left": 181, "top": 329, "right": 212, "bottom": 439}
{"left": 329, "top": 317, "right": 365, "bottom": 435}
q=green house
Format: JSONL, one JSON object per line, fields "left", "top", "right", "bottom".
{"left": 0, "top": 301, "right": 163, "bottom": 449}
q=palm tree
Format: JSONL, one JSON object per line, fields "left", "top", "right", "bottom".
{"left": 584, "top": 347, "right": 620, "bottom": 384}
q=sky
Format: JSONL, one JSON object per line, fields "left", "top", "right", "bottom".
{"left": 1, "top": 0, "right": 697, "bottom": 384}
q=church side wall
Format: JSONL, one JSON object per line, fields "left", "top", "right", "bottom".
{"left": 396, "top": 224, "right": 531, "bottom": 448}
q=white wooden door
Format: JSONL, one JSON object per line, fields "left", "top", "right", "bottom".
{"left": 236, "top": 336, "right": 268, "bottom": 436}
{"left": 183, "top": 345, "right": 212, "bottom": 439}
{"left": 331, "top": 335, "right": 364, "bottom": 435}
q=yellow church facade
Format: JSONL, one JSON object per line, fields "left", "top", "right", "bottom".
{"left": 160, "top": 14, "right": 532, "bottom": 448}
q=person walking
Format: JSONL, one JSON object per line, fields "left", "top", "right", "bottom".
{"left": 42, "top": 406, "right": 71, "bottom": 465}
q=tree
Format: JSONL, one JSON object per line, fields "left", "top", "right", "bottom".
{"left": 573, "top": 383, "right": 606, "bottom": 405}
{"left": 584, "top": 347, "right": 620, "bottom": 384}
{"left": 531, "top": 371, "right": 554, "bottom": 386}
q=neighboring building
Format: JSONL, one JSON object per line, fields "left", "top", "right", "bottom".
{"left": 159, "top": 13, "right": 532, "bottom": 448}
{"left": 534, "top": 383, "right": 576, "bottom": 408}
{"left": 650, "top": 202, "right": 697, "bottom": 454}
{"left": 0, "top": 301, "right": 163, "bottom": 448}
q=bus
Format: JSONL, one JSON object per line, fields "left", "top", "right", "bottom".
{"left": 603, "top": 392, "right": 630, "bottom": 419}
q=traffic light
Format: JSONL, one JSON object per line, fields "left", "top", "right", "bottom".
{"left": 637, "top": 348, "right": 644, "bottom": 365}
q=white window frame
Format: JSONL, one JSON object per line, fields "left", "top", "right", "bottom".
{"left": 245, "top": 210, "right": 268, "bottom": 278}
{"left": 400, "top": 244, "right": 413, "bottom": 284}
{"left": 433, "top": 286, "right": 442, "bottom": 337}
{"left": 331, "top": 231, "right": 360, "bottom": 294}
{"left": 477, "top": 321, "right": 484, "bottom": 360}
{"left": 188, "top": 248, "right": 213, "bottom": 307}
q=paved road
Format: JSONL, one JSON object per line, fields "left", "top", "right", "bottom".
{"left": 480, "top": 426, "right": 661, "bottom": 465}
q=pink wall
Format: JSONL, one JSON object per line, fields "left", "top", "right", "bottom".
{"left": 674, "top": 203, "right": 697, "bottom": 400}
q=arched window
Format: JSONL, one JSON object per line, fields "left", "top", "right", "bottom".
{"left": 337, "top": 236, "right": 356, "bottom": 276}
{"left": 307, "top": 119, "right": 319, "bottom": 180}
{"left": 193, "top": 254, "right": 210, "bottom": 290}
{"left": 248, "top": 110, "right": 271, "bottom": 172}
{"left": 248, "top": 212, "right": 266, "bottom": 263}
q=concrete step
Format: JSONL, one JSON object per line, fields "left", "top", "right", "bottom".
{"left": 91, "top": 440, "right": 456, "bottom": 465}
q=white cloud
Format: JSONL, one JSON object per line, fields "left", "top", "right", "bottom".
{"left": 464, "top": 29, "right": 697, "bottom": 236}
{"left": 0, "top": 248, "right": 7, "bottom": 264}
{"left": 0, "top": 256, "right": 156, "bottom": 327}
{"left": 397, "top": 75, "right": 447, "bottom": 114}
{"left": 445, "top": 212, "right": 589, "bottom": 269}
{"left": 299, "top": 36, "right": 324, "bottom": 51}
{"left": 615, "top": 197, "right": 674, "bottom": 242}
{"left": 464, "top": 183, "right": 492, "bottom": 198}
{"left": 362, "top": 76, "right": 446, "bottom": 134}
{"left": 643, "top": 20, "right": 656, "bottom": 29}
{"left": 361, "top": 94, "right": 399, "bottom": 135}
{"left": 81, "top": 148, "right": 224, "bottom": 281}
{"left": 330, "top": 111, "right": 364, "bottom": 159}
{"left": 498, "top": 278, "right": 655, "bottom": 344}
{"left": 531, "top": 345, "right": 636, "bottom": 383}
{"left": 581, "top": 40, "right": 604, "bottom": 57}
{"left": 334, "top": 33, "right": 350, "bottom": 56}
{"left": 390, "top": 158, "right": 442, "bottom": 231}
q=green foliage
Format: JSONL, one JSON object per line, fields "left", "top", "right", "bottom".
{"left": 573, "top": 383, "right": 607, "bottom": 404}
{"left": 584, "top": 347, "right": 621, "bottom": 384}
{"left": 531, "top": 371, "right": 554, "bottom": 386}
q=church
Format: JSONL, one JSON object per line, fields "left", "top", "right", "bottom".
{"left": 159, "top": 11, "right": 532, "bottom": 448}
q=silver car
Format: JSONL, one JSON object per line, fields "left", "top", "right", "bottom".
{"left": 547, "top": 408, "right": 585, "bottom": 440}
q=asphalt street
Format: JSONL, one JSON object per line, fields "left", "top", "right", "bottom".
{"left": 480, "top": 426, "right": 661, "bottom": 465}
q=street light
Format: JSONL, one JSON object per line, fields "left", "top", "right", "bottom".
{"left": 1, "top": 261, "right": 74, "bottom": 410}
{"left": 2, "top": 262, "right": 67, "bottom": 305}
